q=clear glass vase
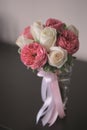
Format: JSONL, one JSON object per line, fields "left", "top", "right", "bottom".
{"left": 58, "top": 66, "right": 72, "bottom": 110}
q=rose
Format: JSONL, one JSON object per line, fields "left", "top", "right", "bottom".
{"left": 40, "top": 27, "right": 57, "bottom": 50}
{"left": 30, "top": 21, "right": 44, "bottom": 41}
{"left": 16, "top": 26, "right": 34, "bottom": 48}
{"left": 57, "top": 30, "right": 79, "bottom": 54}
{"left": 20, "top": 42, "right": 47, "bottom": 69}
{"left": 22, "top": 26, "right": 34, "bottom": 39}
{"left": 48, "top": 46, "right": 67, "bottom": 68}
{"left": 45, "top": 18, "right": 64, "bottom": 30}
{"left": 67, "top": 25, "right": 79, "bottom": 37}
{"left": 16, "top": 36, "right": 34, "bottom": 49}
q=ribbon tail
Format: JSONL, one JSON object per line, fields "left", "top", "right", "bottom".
{"left": 51, "top": 75, "right": 65, "bottom": 118}
{"left": 48, "top": 107, "right": 58, "bottom": 126}
{"left": 41, "top": 78, "right": 48, "bottom": 101}
{"left": 41, "top": 86, "right": 54, "bottom": 126}
{"left": 36, "top": 96, "right": 52, "bottom": 124}
{"left": 37, "top": 71, "right": 65, "bottom": 126}
{"left": 41, "top": 104, "right": 53, "bottom": 126}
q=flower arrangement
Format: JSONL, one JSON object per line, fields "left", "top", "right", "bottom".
{"left": 16, "top": 18, "right": 79, "bottom": 126}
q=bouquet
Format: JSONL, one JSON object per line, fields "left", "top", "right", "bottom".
{"left": 16, "top": 18, "right": 79, "bottom": 126}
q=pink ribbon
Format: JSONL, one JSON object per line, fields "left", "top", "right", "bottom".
{"left": 36, "top": 70, "right": 65, "bottom": 126}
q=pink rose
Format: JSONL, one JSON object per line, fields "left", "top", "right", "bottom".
{"left": 21, "top": 26, "right": 33, "bottom": 39}
{"left": 57, "top": 30, "right": 79, "bottom": 54}
{"left": 45, "top": 18, "right": 64, "bottom": 30}
{"left": 20, "top": 43, "right": 47, "bottom": 69}
{"left": 16, "top": 26, "right": 34, "bottom": 48}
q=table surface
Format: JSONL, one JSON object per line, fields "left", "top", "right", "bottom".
{"left": 0, "top": 43, "right": 87, "bottom": 130}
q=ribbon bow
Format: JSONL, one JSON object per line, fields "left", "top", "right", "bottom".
{"left": 36, "top": 70, "right": 65, "bottom": 126}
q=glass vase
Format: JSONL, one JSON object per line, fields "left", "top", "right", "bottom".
{"left": 58, "top": 66, "right": 72, "bottom": 110}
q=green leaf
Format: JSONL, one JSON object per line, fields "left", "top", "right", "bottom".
{"left": 36, "top": 39, "right": 40, "bottom": 43}
{"left": 60, "top": 65, "right": 66, "bottom": 72}
{"left": 67, "top": 54, "right": 73, "bottom": 65}
{"left": 43, "top": 63, "right": 57, "bottom": 73}
{"left": 72, "top": 56, "right": 76, "bottom": 59}
{"left": 63, "top": 24, "right": 67, "bottom": 30}
{"left": 18, "top": 48, "right": 21, "bottom": 54}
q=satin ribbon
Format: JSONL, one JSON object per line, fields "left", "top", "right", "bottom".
{"left": 36, "top": 70, "right": 65, "bottom": 126}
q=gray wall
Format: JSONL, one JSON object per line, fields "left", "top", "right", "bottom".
{"left": 0, "top": 0, "right": 87, "bottom": 61}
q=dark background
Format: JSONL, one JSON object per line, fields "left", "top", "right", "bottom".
{"left": 0, "top": 42, "right": 87, "bottom": 130}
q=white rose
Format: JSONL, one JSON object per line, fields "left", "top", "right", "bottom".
{"left": 40, "top": 27, "right": 57, "bottom": 50}
{"left": 48, "top": 46, "right": 67, "bottom": 68}
{"left": 30, "top": 21, "right": 44, "bottom": 41}
{"left": 68, "top": 25, "right": 79, "bottom": 36}
{"left": 16, "top": 35, "right": 34, "bottom": 48}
